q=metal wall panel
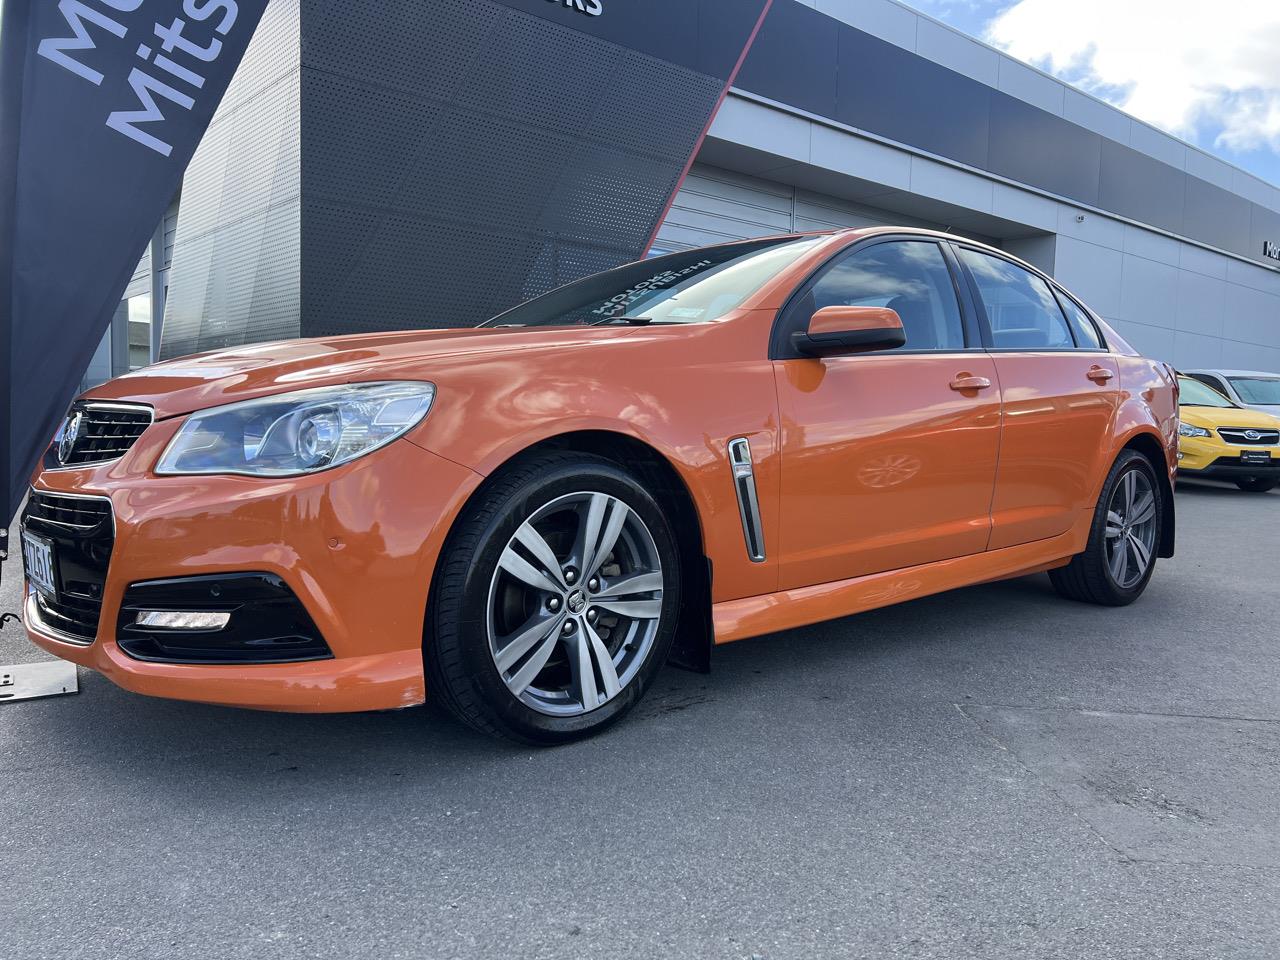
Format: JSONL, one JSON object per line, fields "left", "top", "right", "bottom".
{"left": 1097, "top": 139, "right": 1185, "bottom": 236}
{"left": 160, "top": 0, "right": 301, "bottom": 359}
{"left": 651, "top": 162, "right": 948, "bottom": 252}
{"left": 835, "top": 27, "right": 992, "bottom": 171}
{"left": 297, "top": 0, "right": 760, "bottom": 336}
{"left": 740, "top": 0, "right": 1280, "bottom": 274}
{"left": 988, "top": 96, "right": 1100, "bottom": 206}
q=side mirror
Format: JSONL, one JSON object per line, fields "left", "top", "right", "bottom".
{"left": 791, "top": 305, "right": 907, "bottom": 358}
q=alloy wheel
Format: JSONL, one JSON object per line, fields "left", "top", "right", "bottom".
{"left": 1104, "top": 468, "right": 1158, "bottom": 589}
{"left": 486, "top": 492, "right": 664, "bottom": 717}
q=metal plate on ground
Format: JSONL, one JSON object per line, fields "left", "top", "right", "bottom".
{"left": 0, "top": 661, "right": 78, "bottom": 703}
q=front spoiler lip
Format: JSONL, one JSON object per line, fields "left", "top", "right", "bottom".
{"left": 1180, "top": 462, "right": 1280, "bottom": 478}
{"left": 23, "top": 597, "right": 428, "bottom": 714}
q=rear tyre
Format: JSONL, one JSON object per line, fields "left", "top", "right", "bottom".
{"left": 425, "top": 452, "right": 681, "bottom": 745}
{"left": 1050, "top": 450, "right": 1162, "bottom": 607}
{"left": 1235, "top": 477, "right": 1278, "bottom": 493}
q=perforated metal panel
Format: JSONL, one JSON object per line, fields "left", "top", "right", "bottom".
{"left": 299, "top": 0, "right": 728, "bottom": 336}
{"left": 161, "top": 0, "right": 764, "bottom": 354}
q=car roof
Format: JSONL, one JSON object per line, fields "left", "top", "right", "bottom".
{"left": 1182, "top": 369, "right": 1280, "bottom": 378}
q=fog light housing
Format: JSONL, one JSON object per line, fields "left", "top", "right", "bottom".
{"left": 134, "top": 611, "right": 231, "bottom": 631}
{"left": 117, "top": 573, "right": 331, "bottom": 664}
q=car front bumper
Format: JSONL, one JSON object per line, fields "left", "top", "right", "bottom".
{"left": 1178, "top": 437, "right": 1280, "bottom": 480}
{"left": 21, "top": 422, "right": 482, "bottom": 713}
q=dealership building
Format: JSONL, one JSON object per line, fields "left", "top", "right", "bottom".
{"left": 87, "top": 0, "right": 1280, "bottom": 389}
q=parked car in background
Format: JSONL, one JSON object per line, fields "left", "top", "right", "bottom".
{"left": 1183, "top": 369, "right": 1280, "bottom": 416}
{"left": 1176, "top": 375, "right": 1280, "bottom": 493}
{"left": 21, "top": 228, "right": 1178, "bottom": 743}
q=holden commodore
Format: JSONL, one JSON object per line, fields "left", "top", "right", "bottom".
{"left": 20, "top": 228, "right": 1178, "bottom": 743}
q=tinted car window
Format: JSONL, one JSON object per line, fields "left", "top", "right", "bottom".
{"left": 483, "top": 236, "right": 824, "bottom": 328}
{"left": 1229, "top": 377, "right": 1280, "bottom": 405}
{"left": 801, "top": 241, "right": 965, "bottom": 350}
{"left": 960, "top": 249, "right": 1075, "bottom": 349}
{"left": 1186, "top": 373, "right": 1227, "bottom": 393}
{"left": 1178, "top": 377, "right": 1235, "bottom": 408}
{"left": 1057, "top": 293, "right": 1105, "bottom": 350}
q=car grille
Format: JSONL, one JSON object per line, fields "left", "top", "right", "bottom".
{"left": 22, "top": 491, "right": 114, "bottom": 644}
{"left": 54, "top": 402, "right": 153, "bottom": 467}
{"left": 1218, "top": 427, "right": 1280, "bottom": 446}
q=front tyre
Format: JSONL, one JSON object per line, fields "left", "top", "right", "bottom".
{"left": 1050, "top": 450, "right": 1162, "bottom": 606}
{"left": 426, "top": 453, "right": 680, "bottom": 744}
{"left": 1235, "top": 477, "right": 1278, "bottom": 493}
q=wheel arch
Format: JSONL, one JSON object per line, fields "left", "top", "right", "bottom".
{"left": 426, "top": 429, "right": 714, "bottom": 674}
{"left": 1120, "top": 429, "right": 1176, "bottom": 559}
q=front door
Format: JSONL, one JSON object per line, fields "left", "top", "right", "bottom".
{"left": 774, "top": 239, "right": 1002, "bottom": 590}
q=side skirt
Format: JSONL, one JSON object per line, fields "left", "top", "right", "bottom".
{"left": 712, "top": 531, "right": 1080, "bottom": 644}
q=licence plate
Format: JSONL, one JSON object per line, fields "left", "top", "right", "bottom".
{"left": 21, "top": 530, "right": 58, "bottom": 600}
{"left": 1241, "top": 450, "right": 1273, "bottom": 465}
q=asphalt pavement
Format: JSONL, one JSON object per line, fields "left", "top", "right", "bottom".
{"left": 2, "top": 480, "right": 1278, "bottom": 960}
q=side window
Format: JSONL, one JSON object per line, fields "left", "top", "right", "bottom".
{"left": 802, "top": 241, "right": 965, "bottom": 350}
{"left": 959, "top": 249, "right": 1075, "bottom": 350}
{"left": 1057, "top": 293, "right": 1105, "bottom": 350}
{"left": 1188, "top": 373, "right": 1229, "bottom": 395}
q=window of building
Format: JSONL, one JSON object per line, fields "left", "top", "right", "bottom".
{"left": 802, "top": 241, "right": 966, "bottom": 350}
{"left": 1056, "top": 293, "right": 1105, "bottom": 350}
{"left": 960, "top": 249, "right": 1075, "bottom": 350}
{"left": 126, "top": 294, "right": 152, "bottom": 370}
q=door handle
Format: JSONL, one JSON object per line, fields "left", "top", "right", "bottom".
{"left": 949, "top": 375, "right": 992, "bottom": 392}
{"left": 1087, "top": 366, "right": 1115, "bottom": 384}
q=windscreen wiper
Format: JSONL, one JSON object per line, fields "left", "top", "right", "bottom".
{"left": 591, "top": 316, "right": 654, "bottom": 326}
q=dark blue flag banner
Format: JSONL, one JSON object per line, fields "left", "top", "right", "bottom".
{"left": 0, "top": 0, "right": 268, "bottom": 532}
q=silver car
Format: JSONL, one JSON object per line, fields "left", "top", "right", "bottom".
{"left": 1182, "top": 369, "right": 1280, "bottom": 416}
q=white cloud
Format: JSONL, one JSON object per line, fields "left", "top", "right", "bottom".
{"left": 985, "top": 1, "right": 1280, "bottom": 153}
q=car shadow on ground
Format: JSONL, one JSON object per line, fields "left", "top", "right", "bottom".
{"left": 1176, "top": 478, "right": 1278, "bottom": 498}
{"left": 11, "top": 573, "right": 1070, "bottom": 790}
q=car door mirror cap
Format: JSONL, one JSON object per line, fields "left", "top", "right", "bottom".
{"left": 792, "top": 306, "right": 907, "bottom": 357}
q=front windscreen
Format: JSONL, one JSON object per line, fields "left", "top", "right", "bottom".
{"left": 1228, "top": 377, "right": 1280, "bottom": 405}
{"left": 1179, "top": 377, "right": 1235, "bottom": 408}
{"left": 482, "top": 236, "right": 824, "bottom": 328}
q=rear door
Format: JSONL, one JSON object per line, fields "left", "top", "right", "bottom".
{"left": 954, "top": 246, "right": 1121, "bottom": 549}
{"left": 773, "top": 237, "right": 1002, "bottom": 589}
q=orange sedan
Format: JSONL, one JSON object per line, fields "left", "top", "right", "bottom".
{"left": 20, "top": 228, "right": 1178, "bottom": 742}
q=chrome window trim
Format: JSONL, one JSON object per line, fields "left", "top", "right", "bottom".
{"left": 728, "top": 437, "right": 766, "bottom": 563}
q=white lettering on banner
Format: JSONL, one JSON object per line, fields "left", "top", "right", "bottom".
{"left": 546, "top": 0, "right": 604, "bottom": 17}
{"left": 36, "top": 0, "right": 242, "bottom": 157}
{"left": 1264, "top": 241, "right": 1280, "bottom": 262}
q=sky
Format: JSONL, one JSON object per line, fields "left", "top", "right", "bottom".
{"left": 899, "top": 0, "right": 1280, "bottom": 187}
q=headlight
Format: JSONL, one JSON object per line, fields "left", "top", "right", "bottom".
{"left": 1178, "top": 422, "right": 1211, "bottom": 439}
{"left": 156, "top": 382, "right": 436, "bottom": 477}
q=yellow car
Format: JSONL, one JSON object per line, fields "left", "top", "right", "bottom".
{"left": 1177, "top": 375, "right": 1280, "bottom": 492}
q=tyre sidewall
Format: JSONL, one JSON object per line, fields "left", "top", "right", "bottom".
{"left": 444, "top": 459, "right": 681, "bottom": 744}
{"left": 1093, "top": 451, "right": 1162, "bottom": 603}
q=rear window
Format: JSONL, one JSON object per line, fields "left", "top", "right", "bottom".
{"left": 482, "top": 236, "right": 824, "bottom": 328}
